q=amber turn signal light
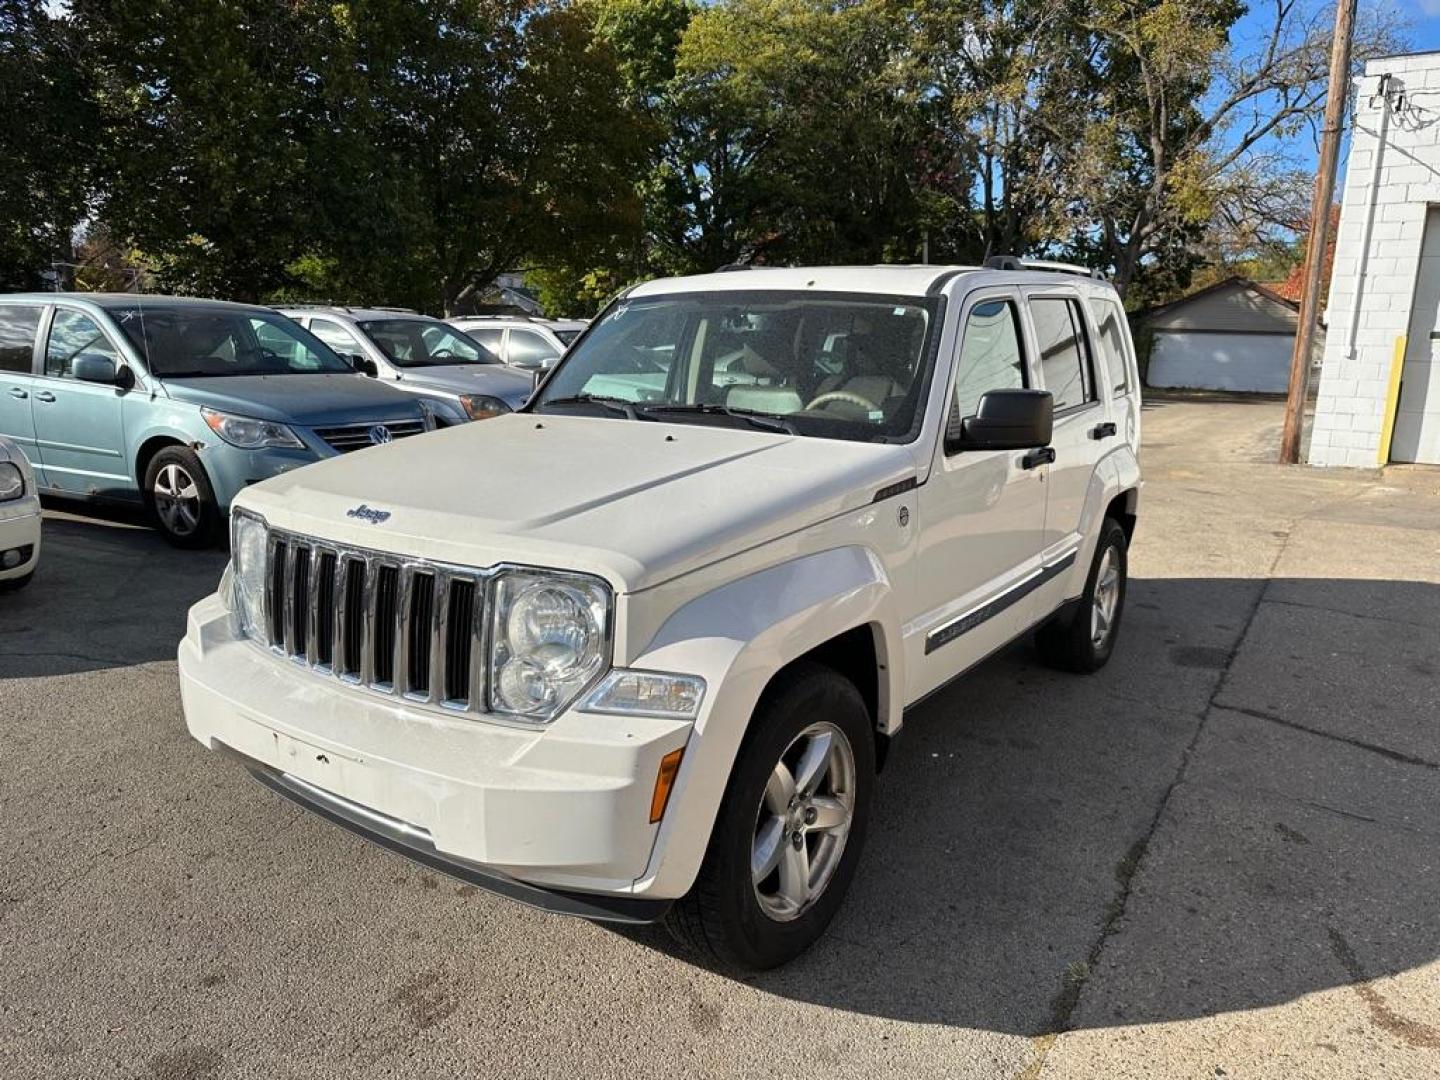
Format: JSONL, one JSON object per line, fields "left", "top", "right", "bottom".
{"left": 649, "top": 748, "right": 684, "bottom": 823}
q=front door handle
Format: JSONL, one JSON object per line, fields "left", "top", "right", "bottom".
{"left": 33, "top": 390, "right": 56, "bottom": 403}
{"left": 1022, "top": 446, "right": 1056, "bottom": 470}
{"left": 1092, "top": 421, "right": 1118, "bottom": 440}
{"left": 6, "top": 387, "right": 26, "bottom": 399}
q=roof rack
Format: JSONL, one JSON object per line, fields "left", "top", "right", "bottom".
{"left": 983, "top": 255, "right": 1107, "bottom": 280}
{"left": 278, "top": 302, "right": 353, "bottom": 313}
{"left": 715, "top": 263, "right": 752, "bottom": 273}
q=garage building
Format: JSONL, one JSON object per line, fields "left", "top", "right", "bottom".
{"left": 1311, "top": 50, "right": 1440, "bottom": 467}
{"left": 1141, "top": 278, "right": 1308, "bottom": 394}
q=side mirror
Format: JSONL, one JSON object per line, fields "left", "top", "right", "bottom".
{"left": 73, "top": 353, "right": 120, "bottom": 385}
{"left": 348, "top": 354, "right": 378, "bottom": 377}
{"left": 946, "top": 388, "right": 1053, "bottom": 453}
{"left": 540, "top": 354, "right": 560, "bottom": 372}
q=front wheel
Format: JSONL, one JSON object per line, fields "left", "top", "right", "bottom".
{"left": 1035, "top": 516, "right": 1129, "bottom": 673}
{"left": 144, "top": 447, "right": 221, "bottom": 548}
{"left": 665, "top": 663, "right": 874, "bottom": 971}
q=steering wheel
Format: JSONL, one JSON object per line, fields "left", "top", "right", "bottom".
{"left": 805, "top": 389, "right": 880, "bottom": 413}
{"left": 430, "top": 349, "right": 457, "bottom": 361}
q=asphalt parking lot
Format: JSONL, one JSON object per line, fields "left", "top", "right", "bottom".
{"left": 3, "top": 398, "right": 1438, "bottom": 1080}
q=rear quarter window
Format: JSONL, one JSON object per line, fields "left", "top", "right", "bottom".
{"left": 1088, "top": 297, "right": 1133, "bottom": 397}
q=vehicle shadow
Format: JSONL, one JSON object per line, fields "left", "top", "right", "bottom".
{"left": 617, "top": 575, "right": 1440, "bottom": 1037}
{"left": 0, "top": 501, "right": 227, "bottom": 678}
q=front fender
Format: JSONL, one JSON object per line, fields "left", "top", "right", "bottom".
{"left": 625, "top": 545, "right": 903, "bottom": 899}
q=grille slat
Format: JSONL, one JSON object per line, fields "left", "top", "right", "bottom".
{"left": 312, "top": 419, "right": 427, "bottom": 454}
{"left": 259, "top": 531, "right": 483, "bottom": 712}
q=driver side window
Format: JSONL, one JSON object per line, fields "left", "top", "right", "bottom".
{"left": 46, "top": 310, "right": 120, "bottom": 378}
{"left": 950, "top": 298, "right": 1026, "bottom": 434}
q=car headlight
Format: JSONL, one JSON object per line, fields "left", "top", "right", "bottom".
{"left": 0, "top": 462, "right": 23, "bottom": 502}
{"left": 202, "top": 408, "right": 305, "bottom": 449}
{"left": 459, "top": 394, "right": 511, "bottom": 421}
{"left": 489, "top": 570, "right": 610, "bottom": 721}
{"left": 230, "top": 510, "right": 269, "bottom": 638}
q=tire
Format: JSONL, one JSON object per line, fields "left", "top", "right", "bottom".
{"left": 143, "top": 447, "right": 221, "bottom": 548}
{"left": 666, "top": 662, "right": 875, "bottom": 971}
{"left": 0, "top": 569, "right": 34, "bottom": 593}
{"left": 1035, "top": 516, "right": 1129, "bottom": 673}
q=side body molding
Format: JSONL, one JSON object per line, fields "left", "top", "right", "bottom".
{"left": 627, "top": 545, "right": 903, "bottom": 898}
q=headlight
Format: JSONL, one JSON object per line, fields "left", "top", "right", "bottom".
{"left": 459, "top": 394, "right": 511, "bottom": 421}
{"left": 202, "top": 408, "right": 305, "bottom": 449}
{"left": 489, "top": 570, "right": 610, "bottom": 721}
{"left": 0, "top": 462, "right": 23, "bottom": 502}
{"left": 230, "top": 510, "right": 269, "bottom": 638}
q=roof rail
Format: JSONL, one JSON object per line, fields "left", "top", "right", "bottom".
{"left": 715, "top": 263, "right": 751, "bottom": 273}
{"left": 372, "top": 305, "right": 418, "bottom": 314}
{"left": 983, "top": 255, "right": 1107, "bottom": 280}
{"left": 279, "top": 302, "right": 352, "bottom": 313}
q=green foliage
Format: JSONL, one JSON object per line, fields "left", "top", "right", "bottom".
{"left": 0, "top": 1, "right": 100, "bottom": 289}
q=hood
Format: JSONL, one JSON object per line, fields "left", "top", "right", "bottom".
{"left": 236, "top": 414, "right": 918, "bottom": 592}
{"left": 160, "top": 373, "right": 429, "bottom": 426}
{"left": 397, "top": 364, "right": 534, "bottom": 408}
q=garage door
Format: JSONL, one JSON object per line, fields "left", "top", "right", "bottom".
{"left": 1392, "top": 207, "right": 1440, "bottom": 464}
{"left": 1147, "top": 332, "right": 1295, "bottom": 393}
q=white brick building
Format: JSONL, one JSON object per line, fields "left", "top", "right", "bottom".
{"left": 1311, "top": 50, "right": 1440, "bottom": 467}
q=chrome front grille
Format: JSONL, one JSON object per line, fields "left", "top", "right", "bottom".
{"left": 312, "top": 419, "right": 427, "bottom": 453}
{"left": 263, "top": 531, "right": 486, "bottom": 711}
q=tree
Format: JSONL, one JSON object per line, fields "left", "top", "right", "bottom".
{"left": 303, "top": 0, "right": 647, "bottom": 314}
{"left": 1052, "top": 0, "right": 1403, "bottom": 300}
{"left": 0, "top": 1, "right": 99, "bottom": 289}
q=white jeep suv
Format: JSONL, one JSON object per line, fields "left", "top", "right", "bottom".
{"left": 179, "top": 263, "right": 1141, "bottom": 969}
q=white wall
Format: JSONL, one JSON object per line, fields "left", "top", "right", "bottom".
{"left": 1311, "top": 53, "right": 1440, "bottom": 467}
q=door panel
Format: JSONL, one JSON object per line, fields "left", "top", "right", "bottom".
{"left": 31, "top": 309, "right": 133, "bottom": 497}
{"left": 0, "top": 303, "right": 43, "bottom": 469}
{"left": 1022, "top": 292, "right": 1110, "bottom": 621}
{"left": 906, "top": 292, "right": 1048, "bottom": 702}
{"left": 1393, "top": 207, "right": 1440, "bottom": 464}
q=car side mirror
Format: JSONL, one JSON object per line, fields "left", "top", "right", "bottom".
{"left": 348, "top": 354, "right": 378, "bottom": 377}
{"left": 73, "top": 353, "right": 120, "bottom": 385}
{"left": 946, "top": 388, "right": 1053, "bottom": 453}
{"left": 540, "top": 355, "right": 560, "bottom": 371}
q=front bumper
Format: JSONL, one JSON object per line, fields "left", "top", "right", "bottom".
{"left": 178, "top": 593, "right": 691, "bottom": 909}
{"left": 0, "top": 493, "right": 41, "bottom": 580}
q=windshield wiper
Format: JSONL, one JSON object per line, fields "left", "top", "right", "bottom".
{"left": 541, "top": 394, "right": 643, "bottom": 420}
{"left": 638, "top": 402, "right": 799, "bottom": 435}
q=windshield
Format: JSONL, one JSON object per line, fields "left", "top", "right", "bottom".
{"left": 113, "top": 305, "right": 355, "bottom": 378}
{"left": 534, "top": 291, "right": 938, "bottom": 441}
{"left": 359, "top": 319, "right": 499, "bottom": 368}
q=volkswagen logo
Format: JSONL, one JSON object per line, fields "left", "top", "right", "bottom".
{"left": 368, "top": 424, "right": 393, "bottom": 446}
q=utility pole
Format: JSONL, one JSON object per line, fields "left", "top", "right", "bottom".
{"left": 1280, "top": 0, "right": 1357, "bottom": 463}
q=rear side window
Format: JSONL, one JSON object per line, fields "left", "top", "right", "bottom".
{"left": 507, "top": 329, "right": 560, "bottom": 366}
{"left": 1089, "top": 298, "right": 1132, "bottom": 397}
{"left": 47, "top": 310, "right": 121, "bottom": 378}
{"left": 0, "top": 305, "right": 41, "bottom": 374}
{"left": 1030, "top": 298, "right": 1095, "bottom": 411}
{"left": 465, "top": 327, "right": 504, "bottom": 353}
{"left": 953, "top": 298, "right": 1026, "bottom": 420}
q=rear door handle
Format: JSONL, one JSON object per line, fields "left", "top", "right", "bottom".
{"left": 6, "top": 387, "right": 26, "bottom": 399}
{"left": 33, "top": 390, "right": 56, "bottom": 403}
{"left": 1022, "top": 446, "right": 1056, "bottom": 469}
{"left": 1092, "top": 421, "right": 1118, "bottom": 439}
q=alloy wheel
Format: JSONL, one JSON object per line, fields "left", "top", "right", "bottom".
{"left": 153, "top": 463, "right": 201, "bottom": 537}
{"left": 751, "top": 721, "right": 857, "bottom": 922}
{"left": 1091, "top": 544, "right": 1122, "bottom": 646}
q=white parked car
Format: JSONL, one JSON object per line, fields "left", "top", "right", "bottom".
{"left": 0, "top": 435, "right": 41, "bottom": 591}
{"left": 447, "top": 316, "right": 584, "bottom": 372}
{"left": 277, "top": 306, "right": 534, "bottom": 421}
{"left": 180, "top": 262, "right": 1141, "bottom": 969}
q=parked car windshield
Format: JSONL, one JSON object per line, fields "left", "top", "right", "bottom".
{"left": 534, "top": 290, "right": 938, "bottom": 442}
{"left": 113, "top": 305, "right": 353, "bottom": 378}
{"left": 359, "top": 319, "right": 500, "bottom": 368}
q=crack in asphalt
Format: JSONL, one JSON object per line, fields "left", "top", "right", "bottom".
{"left": 1018, "top": 513, "right": 1299, "bottom": 1079}
{"left": 1216, "top": 703, "right": 1440, "bottom": 771}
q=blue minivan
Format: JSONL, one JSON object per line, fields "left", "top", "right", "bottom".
{"left": 0, "top": 294, "right": 449, "bottom": 546}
